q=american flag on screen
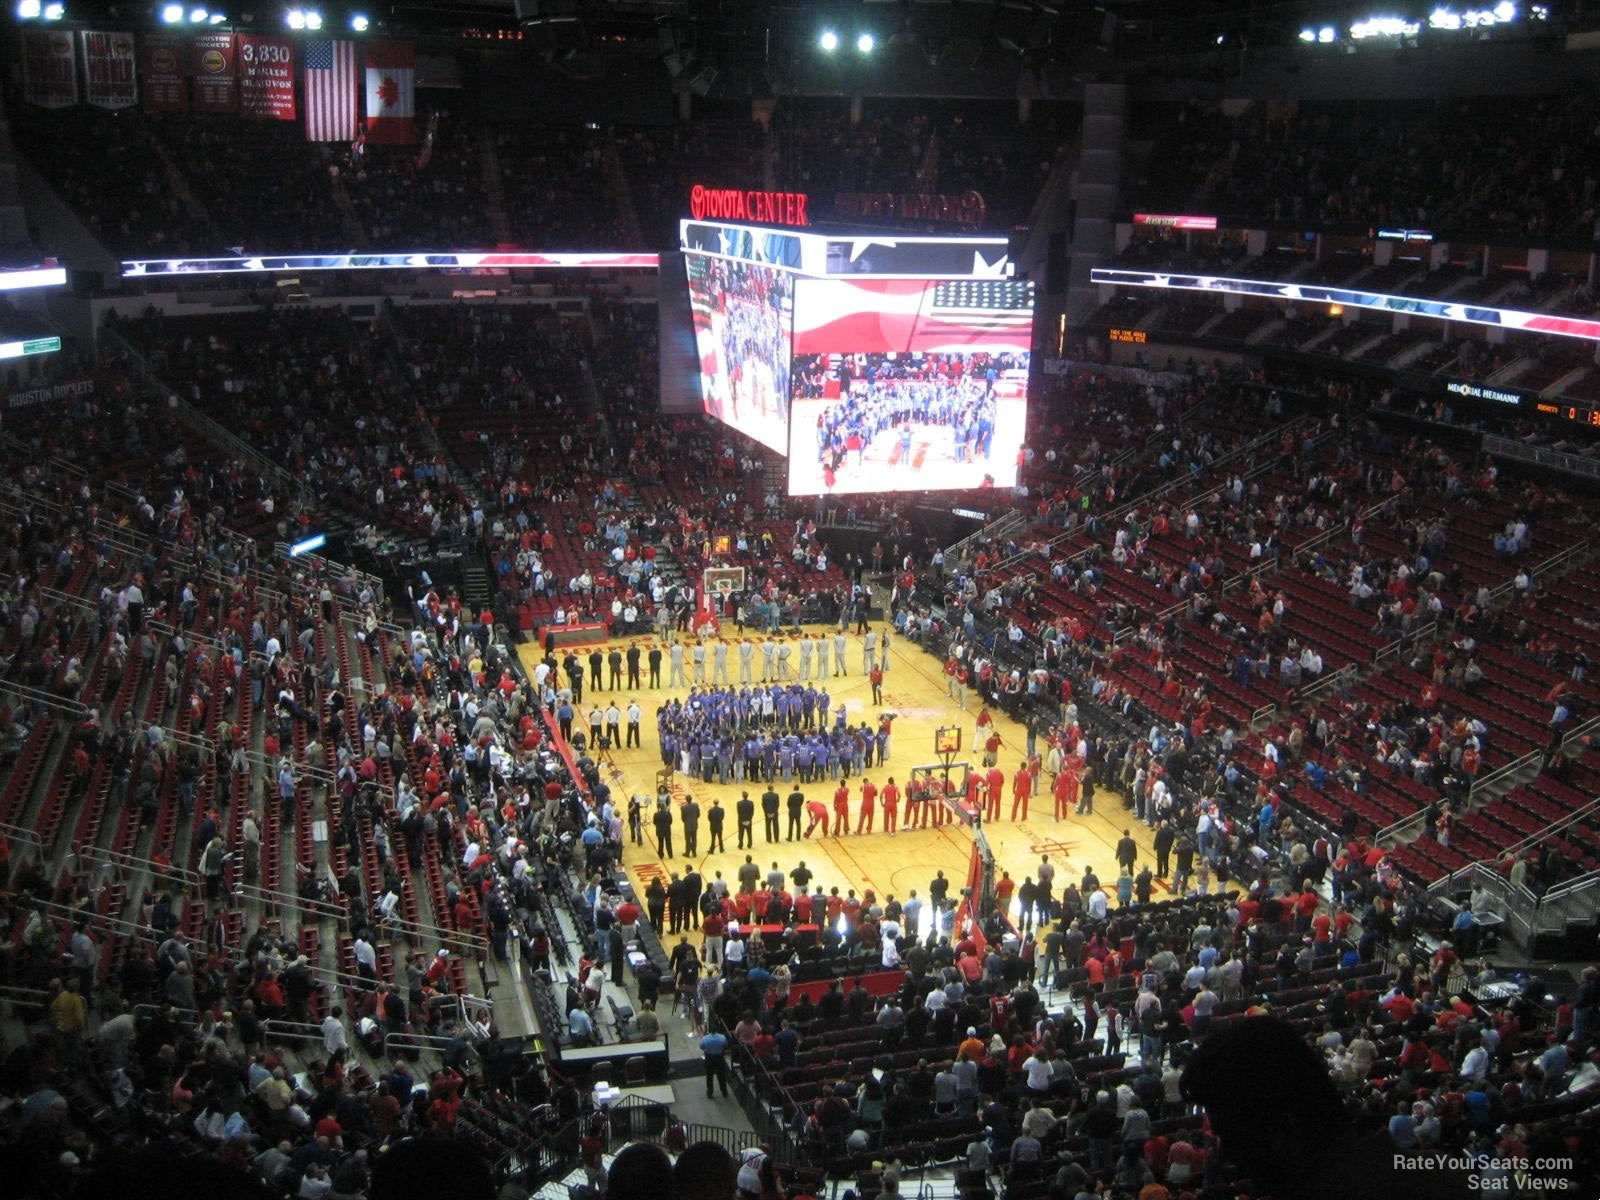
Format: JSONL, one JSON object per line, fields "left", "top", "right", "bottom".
{"left": 927, "top": 280, "right": 1036, "bottom": 333}
{"left": 793, "top": 277, "right": 1035, "bottom": 354}
{"left": 303, "top": 39, "right": 357, "bottom": 142}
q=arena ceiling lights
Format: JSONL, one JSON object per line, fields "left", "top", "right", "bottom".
{"left": 1299, "top": 1, "right": 1534, "bottom": 42}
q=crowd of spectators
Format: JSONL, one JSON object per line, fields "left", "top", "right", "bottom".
{"left": 4, "top": 96, "right": 1600, "bottom": 1197}
{"left": 1128, "top": 93, "right": 1600, "bottom": 242}
{"left": 339, "top": 114, "right": 497, "bottom": 250}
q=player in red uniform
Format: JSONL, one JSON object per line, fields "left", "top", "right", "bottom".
{"left": 1053, "top": 767, "right": 1075, "bottom": 821}
{"left": 832, "top": 780, "right": 850, "bottom": 836}
{"left": 881, "top": 777, "right": 899, "bottom": 834}
{"left": 1011, "top": 763, "right": 1032, "bottom": 821}
{"left": 857, "top": 778, "right": 877, "bottom": 835}
{"left": 985, "top": 764, "right": 1005, "bottom": 822}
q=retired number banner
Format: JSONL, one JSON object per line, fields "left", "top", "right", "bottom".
{"left": 238, "top": 35, "right": 296, "bottom": 121}
{"left": 83, "top": 31, "right": 138, "bottom": 110}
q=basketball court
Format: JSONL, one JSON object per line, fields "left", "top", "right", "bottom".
{"left": 517, "top": 598, "right": 1160, "bottom": 934}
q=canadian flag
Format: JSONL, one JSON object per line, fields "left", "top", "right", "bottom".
{"left": 363, "top": 40, "right": 414, "bottom": 144}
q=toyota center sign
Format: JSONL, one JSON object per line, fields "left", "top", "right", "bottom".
{"left": 688, "top": 184, "right": 810, "bottom": 227}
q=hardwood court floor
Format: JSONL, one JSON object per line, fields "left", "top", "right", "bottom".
{"left": 518, "top": 623, "right": 1159, "bottom": 931}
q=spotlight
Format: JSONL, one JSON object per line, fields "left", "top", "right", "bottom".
{"left": 286, "top": 7, "right": 305, "bottom": 27}
{"left": 856, "top": 31, "right": 874, "bottom": 53}
{"left": 1319, "top": 26, "right": 1337, "bottom": 41}
{"left": 42, "top": 2, "right": 61, "bottom": 16}
{"left": 189, "top": 7, "right": 206, "bottom": 20}
{"left": 818, "top": 28, "right": 838, "bottom": 51}
{"left": 1215, "top": 33, "right": 1226, "bottom": 44}
{"left": 16, "top": 0, "right": 41, "bottom": 15}
{"left": 160, "top": 2, "right": 183, "bottom": 21}
{"left": 304, "top": 8, "right": 320, "bottom": 28}
{"left": 349, "top": 12, "right": 367, "bottom": 30}
{"left": 208, "top": 11, "right": 224, "bottom": 21}
{"left": 1298, "top": 27, "right": 1315, "bottom": 41}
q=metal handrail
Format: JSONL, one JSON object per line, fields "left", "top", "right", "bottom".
{"left": 75, "top": 844, "right": 204, "bottom": 888}
{"left": 1371, "top": 619, "right": 1436, "bottom": 668}
{"left": 1293, "top": 663, "right": 1355, "bottom": 705}
{"left": 1288, "top": 520, "right": 1352, "bottom": 566}
{"left": 50, "top": 455, "right": 88, "bottom": 480}
{"left": 1484, "top": 794, "right": 1600, "bottom": 866}
{"left": 1220, "top": 554, "right": 1284, "bottom": 597}
{"left": 1481, "top": 540, "right": 1593, "bottom": 611}
{"left": 25, "top": 895, "right": 164, "bottom": 943}
{"left": 384, "top": 1030, "right": 465, "bottom": 1055}
{"left": 1356, "top": 492, "right": 1406, "bottom": 523}
{"left": 0, "top": 820, "right": 44, "bottom": 849}
{"left": 0, "top": 574, "right": 101, "bottom": 620}
{"left": 0, "top": 984, "right": 54, "bottom": 1005}
{"left": 942, "top": 509, "right": 1026, "bottom": 563}
{"left": 147, "top": 618, "right": 236, "bottom": 657}
{"left": 89, "top": 516, "right": 156, "bottom": 557}
{"left": 0, "top": 481, "right": 69, "bottom": 516}
{"left": 1379, "top": 713, "right": 1600, "bottom": 843}
{"left": 1483, "top": 434, "right": 1600, "bottom": 482}
{"left": 187, "top": 560, "right": 289, "bottom": 608}
{"left": 276, "top": 543, "right": 386, "bottom": 605}
{"left": 0, "top": 679, "right": 90, "bottom": 719}
{"left": 1425, "top": 860, "right": 1600, "bottom": 949}
{"left": 231, "top": 880, "right": 351, "bottom": 922}
{"left": 260, "top": 1018, "right": 329, "bottom": 1047}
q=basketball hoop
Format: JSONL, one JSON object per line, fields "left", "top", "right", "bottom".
{"left": 699, "top": 565, "right": 746, "bottom": 632}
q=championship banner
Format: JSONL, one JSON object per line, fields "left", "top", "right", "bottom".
{"left": 22, "top": 29, "right": 77, "bottom": 109}
{"left": 192, "top": 31, "right": 237, "bottom": 113}
{"left": 141, "top": 33, "right": 187, "bottom": 112}
{"left": 82, "top": 31, "right": 137, "bottom": 110}
{"left": 238, "top": 35, "right": 296, "bottom": 121}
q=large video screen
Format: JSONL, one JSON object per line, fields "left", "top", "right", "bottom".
{"left": 786, "top": 277, "right": 1032, "bottom": 494}
{"left": 684, "top": 250, "right": 794, "bottom": 454}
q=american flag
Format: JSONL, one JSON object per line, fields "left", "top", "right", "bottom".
{"left": 929, "top": 279, "right": 1036, "bottom": 330}
{"left": 303, "top": 39, "right": 357, "bottom": 142}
